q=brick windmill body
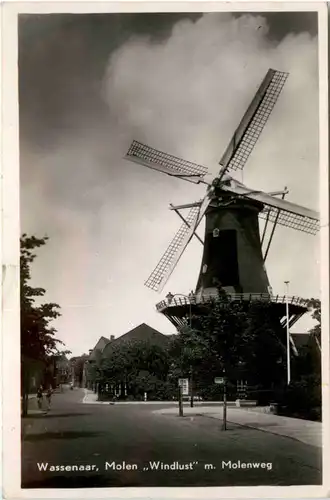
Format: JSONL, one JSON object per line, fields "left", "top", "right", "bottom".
{"left": 125, "top": 69, "right": 319, "bottom": 358}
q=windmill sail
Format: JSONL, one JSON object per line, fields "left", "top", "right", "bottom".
{"left": 221, "top": 181, "right": 319, "bottom": 235}
{"left": 125, "top": 140, "right": 208, "bottom": 184}
{"left": 219, "top": 69, "right": 288, "bottom": 175}
{"left": 145, "top": 191, "right": 213, "bottom": 292}
{"left": 259, "top": 205, "right": 319, "bottom": 235}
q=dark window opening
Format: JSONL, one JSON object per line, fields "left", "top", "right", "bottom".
{"left": 204, "top": 229, "right": 239, "bottom": 287}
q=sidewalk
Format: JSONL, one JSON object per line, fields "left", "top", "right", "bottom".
{"left": 82, "top": 389, "right": 249, "bottom": 406}
{"left": 21, "top": 395, "right": 44, "bottom": 417}
{"left": 20, "top": 393, "right": 38, "bottom": 401}
{"left": 82, "top": 390, "right": 184, "bottom": 405}
{"left": 153, "top": 406, "right": 322, "bottom": 448}
{"left": 23, "top": 391, "right": 63, "bottom": 415}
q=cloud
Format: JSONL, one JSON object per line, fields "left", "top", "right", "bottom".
{"left": 21, "top": 13, "right": 319, "bottom": 354}
{"left": 104, "top": 14, "right": 317, "bottom": 176}
{"left": 103, "top": 12, "right": 319, "bottom": 314}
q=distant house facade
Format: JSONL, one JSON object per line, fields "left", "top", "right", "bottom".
{"left": 23, "top": 354, "right": 71, "bottom": 394}
{"left": 54, "top": 355, "right": 71, "bottom": 386}
{"left": 83, "top": 336, "right": 113, "bottom": 390}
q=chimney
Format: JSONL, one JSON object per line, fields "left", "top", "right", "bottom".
{"left": 110, "top": 335, "right": 115, "bottom": 341}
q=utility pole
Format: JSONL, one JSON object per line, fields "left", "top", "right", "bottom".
{"left": 284, "top": 281, "right": 291, "bottom": 385}
{"left": 189, "top": 293, "right": 194, "bottom": 408}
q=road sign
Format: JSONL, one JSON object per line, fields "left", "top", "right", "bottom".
{"left": 178, "top": 378, "right": 189, "bottom": 395}
{"left": 214, "top": 377, "right": 225, "bottom": 385}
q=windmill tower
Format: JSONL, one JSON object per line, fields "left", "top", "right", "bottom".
{"left": 124, "top": 69, "right": 319, "bottom": 355}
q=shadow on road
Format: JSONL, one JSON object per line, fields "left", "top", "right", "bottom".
{"left": 23, "top": 430, "right": 104, "bottom": 442}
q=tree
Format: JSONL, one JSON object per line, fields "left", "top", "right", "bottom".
{"left": 21, "top": 234, "right": 63, "bottom": 416}
{"left": 277, "top": 297, "right": 322, "bottom": 421}
{"left": 71, "top": 354, "right": 88, "bottom": 387}
{"left": 169, "top": 295, "right": 286, "bottom": 404}
{"left": 308, "top": 298, "right": 321, "bottom": 352}
{"left": 98, "top": 339, "right": 171, "bottom": 399}
{"left": 53, "top": 350, "right": 72, "bottom": 387}
{"left": 242, "top": 302, "right": 286, "bottom": 390}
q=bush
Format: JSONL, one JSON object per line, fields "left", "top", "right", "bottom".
{"left": 197, "top": 382, "right": 237, "bottom": 401}
{"left": 97, "top": 392, "right": 110, "bottom": 401}
{"left": 247, "top": 388, "right": 275, "bottom": 406}
{"left": 143, "top": 380, "right": 177, "bottom": 401}
{"left": 274, "top": 376, "right": 321, "bottom": 421}
{"left": 97, "top": 379, "right": 177, "bottom": 401}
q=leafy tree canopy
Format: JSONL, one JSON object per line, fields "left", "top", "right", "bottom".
{"left": 169, "top": 297, "right": 286, "bottom": 390}
{"left": 21, "top": 234, "right": 67, "bottom": 415}
{"left": 308, "top": 298, "right": 321, "bottom": 343}
{"left": 99, "top": 339, "right": 170, "bottom": 385}
{"left": 21, "top": 234, "right": 63, "bottom": 361}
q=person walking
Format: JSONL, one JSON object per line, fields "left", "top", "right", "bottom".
{"left": 45, "top": 387, "right": 53, "bottom": 412}
{"left": 37, "top": 385, "right": 43, "bottom": 410}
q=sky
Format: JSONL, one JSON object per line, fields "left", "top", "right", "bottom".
{"left": 19, "top": 12, "right": 320, "bottom": 356}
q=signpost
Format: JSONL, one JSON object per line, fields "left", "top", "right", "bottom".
{"left": 214, "top": 377, "right": 224, "bottom": 385}
{"left": 178, "top": 378, "right": 189, "bottom": 395}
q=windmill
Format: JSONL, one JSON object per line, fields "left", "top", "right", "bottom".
{"left": 124, "top": 69, "right": 319, "bottom": 355}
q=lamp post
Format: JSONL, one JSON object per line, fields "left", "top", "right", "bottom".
{"left": 166, "top": 291, "right": 195, "bottom": 407}
{"left": 284, "top": 281, "right": 291, "bottom": 385}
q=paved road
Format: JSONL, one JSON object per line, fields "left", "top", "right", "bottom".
{"left": 21, "top": 388, "right": 322, "bottom": 488}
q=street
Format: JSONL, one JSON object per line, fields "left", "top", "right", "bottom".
{"left": 21, "top": 388, "right": 322, "bottom": 488}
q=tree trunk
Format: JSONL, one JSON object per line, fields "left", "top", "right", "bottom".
{"left": 22, "top": 392, "right": 29, "bottom": 417}
{"left": 190, "top": 365, "right": 194, "bottom": 408}
{"left": 21, "top": 359, "right": 30, "bottom": 417}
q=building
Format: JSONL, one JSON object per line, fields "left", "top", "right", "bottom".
{"left": 102, "top": 323, "right": 170, "bottom": 356}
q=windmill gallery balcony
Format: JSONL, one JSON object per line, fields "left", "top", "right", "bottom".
{"left": 157, "top": 292, "right": 309, "bottom": 310}
{"left": 156, "top": 291, "right": 309, "bottom": 331}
